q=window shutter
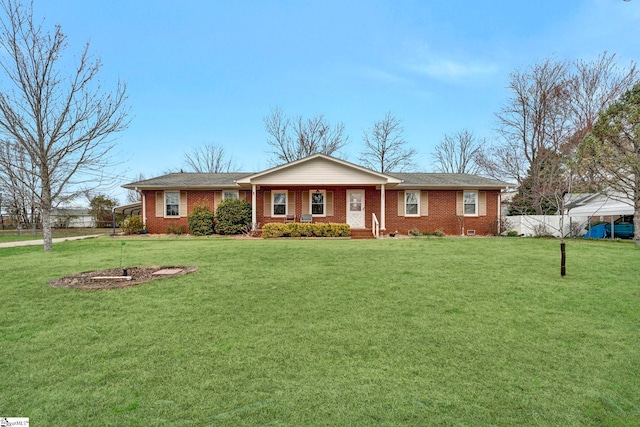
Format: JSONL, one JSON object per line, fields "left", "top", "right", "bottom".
{"left": 479, "top": 191, "right": 487, "bottom": 216}
{"left": 155, "top": 191, "right": 163, "bottom": 218}
{"left": 302, "top": 191, "right": 310, "bottom": 215}
{"left": 239, "top": 191, "right": 247, "bottom": 201}
{"left": 213, "top": 191, "right": 222, "bottom": 211}
{"left": 456, "top": 191, "right": 464, "bottom": 216}
{"left": 288, "top": 191, "right": 296, "bottom": 216}
{"left": 326, "top": 191, "right": 334, "bottom": 216}
{"left": 180, "top": 191, "right": 188, "bottom": 217}
{"left": 397, "top": 191, "right": 405, "bottom": 216}
{"left": 263, "top": 191, "right": 271, "bottom": 218}
{"left": 420, "top": 191, "right": 429, "bottom": 216}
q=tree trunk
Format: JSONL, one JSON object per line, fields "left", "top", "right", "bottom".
{"left": 41, "top": 185, "right": 53, "bottom": 252}
{"left": 634, "top": 190, "right": 640, "bottom": 248}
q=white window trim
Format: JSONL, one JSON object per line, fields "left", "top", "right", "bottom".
{"left": 405, "top": 191, "right": 420, "bottom": 217}
{"left": 272, "top": 190, "right": 287, "bottom": 217}
{"left": 165, "top": 191, "right": 180, "bottom": 218}
{"left": 310, "top": 190, "right": 326, "bottom": 217}
{"left": 222, "top": 190, "right": 239, "bottom": 201}
{"left": 463, "top": 190, "right": 478, "bottom": 217}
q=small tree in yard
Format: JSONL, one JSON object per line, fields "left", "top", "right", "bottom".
{"left": 215, "top": 199, "right": 251, "bottom": 235}
{"left": 89, "top": 194, "right": 117, "bottom": 228}
{"left": 188, "top": 203, "right": 215, "bottom": 236}
{"left": 0, "top": 0, "right": 129, "bottom": 251}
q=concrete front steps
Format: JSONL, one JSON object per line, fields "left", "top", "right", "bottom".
{"left": 350, "top": 228, "right": 376, "bottom": 239}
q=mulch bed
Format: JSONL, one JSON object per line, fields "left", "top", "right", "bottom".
{"left": 49, "top": 266, "right": 198, "bottom": 290}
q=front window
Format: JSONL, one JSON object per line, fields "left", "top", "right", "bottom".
{"left": 464, "top": 191, "right": 477, "bottom": 216}
{"left": 223, "top": 191, "right": 238, "bottom": 200}
{"left": 311, "top": 190, "right": 325, "bottom": 216}
{"left": 273, "top": 191, "right": 287, "bottom": 216}
{"left": 165, "top": 191, "right": 179, "bottom": 217}
{"left": 405, "top": 191, "right": 419, "bottom": 216}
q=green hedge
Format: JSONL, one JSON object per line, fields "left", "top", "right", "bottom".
{"left": 188, "top": 204, "right": 215, "bottom": 236}
{"left": 262, "top": 222, "right": 350, "bottom": 238}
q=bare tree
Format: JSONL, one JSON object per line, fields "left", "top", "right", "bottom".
{"left": 480, "top": 53, "right": 638, "bottom": 215}
{"left": 358, "top": 112, "right": 416, "bottom": 173}
{"left": 0, "top": 0, "right": 129, "bottom": 251}
{"left": 184, "top": 143, "right": 236, "bottom": 173}
{"left": 264, "top": 107, "right": 348, "bottom": 165}
{"left": 581, "top": 83, "right": 640, "bottom": 246}
{"left": 0, "top": 141, "right": 40, "bottom": 228}
{"left": 432, "top": 129, "right": 484, "bottom": 174}
{"left": 126, "top": 173, "right": 145, "bottom": 204}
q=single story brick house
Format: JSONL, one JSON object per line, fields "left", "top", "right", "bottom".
{"left": 122, "top": 154, "right": 511, "bottom": 237}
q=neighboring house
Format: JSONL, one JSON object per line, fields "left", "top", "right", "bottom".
{"left": 122, "top": 154, "right": 511, "bottom": 236}
{"left": 51, "top": 207, "right": 97, "bottom": 228}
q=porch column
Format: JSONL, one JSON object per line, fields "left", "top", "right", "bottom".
{"left": 142, "top": 192, "right": 147, "bottom": 228}
{"left": 251, "top": 184, "right": 257, "bottom": 229}
{"left": 380, "top": 184, "right": 386, "bottom": 231}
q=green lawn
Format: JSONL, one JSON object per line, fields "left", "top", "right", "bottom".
{"left": 1, "top": 237, "right": 639, "bottom": 426}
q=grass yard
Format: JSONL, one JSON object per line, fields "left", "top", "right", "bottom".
{"left": 1, "top": 237, "right": 639, "bottom": 426}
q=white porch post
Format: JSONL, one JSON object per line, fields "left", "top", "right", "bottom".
{"left": 380, "top": 184, "right": 386, "bottom": 231}
{"left": 141, "top": 192, "right": 146, "bottom": 228}
{"left": 251, "top": 184, "right": 257, "bottom": 229}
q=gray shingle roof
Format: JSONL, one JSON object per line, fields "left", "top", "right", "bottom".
{"left": 123, "top": 171, "right": 512, "bottom": 190}
{"left": 391, "top": 173, "right": 512, "bottom": 188}
{"left": 122, "top": 172, "right": 252, "bottom": 189}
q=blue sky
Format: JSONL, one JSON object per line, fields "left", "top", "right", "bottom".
{"left": 35, "top": 0, "right": 640, "bottom": 202}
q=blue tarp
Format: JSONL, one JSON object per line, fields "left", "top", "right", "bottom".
{"left": 583, "top": 224, "right": 607, "bottom": 239}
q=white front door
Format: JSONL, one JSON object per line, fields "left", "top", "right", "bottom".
{"left": 346, "top": 190, "right": 365, "bottom": 229}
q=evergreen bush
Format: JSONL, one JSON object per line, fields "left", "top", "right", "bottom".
{"left": 121, "top": 215, "right": 144, "bottom": 234}
{"left": 188, "top": 203, "right": 215, "bottom": 236}
{"left": 215, "top": 199, "right": 252, "bottom": 234}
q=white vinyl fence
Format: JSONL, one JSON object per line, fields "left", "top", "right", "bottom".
{"left": 505, "top": 215, "right": 590, "bottom": 238}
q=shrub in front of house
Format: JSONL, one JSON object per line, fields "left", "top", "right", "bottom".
{"left": 188, "top": 203, "right": 215, "bottom": 236}
{"left": 122, "top": 215, "right": 144, "bottom": 234}
{"left": 215, "top": 199, "right": 252, "bottom": 235}
{"left": 166, "top": 222, "right": 185, "bottom": 235}
{"left": 262, "top": 222, "right": 350, "bottom": 238}
{"left": 423, "top": 229, "right": 445, "bottom": 237}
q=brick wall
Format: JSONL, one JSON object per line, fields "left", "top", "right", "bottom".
{"left": 383, "top": 190, "right": 500, "bottom": 236}
{"left": 143, "top": 188, "right": 501, "bottom": 236}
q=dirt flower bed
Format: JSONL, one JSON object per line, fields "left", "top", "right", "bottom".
{"left": 49, "top": 266, "right": 198, "bottom": 290}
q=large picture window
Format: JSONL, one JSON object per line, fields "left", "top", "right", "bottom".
{"left": 311, "top": 190, "right": 325, "bottom": 216}
{"left": 464, "top": 191, "right": 477, "bottom": 216}
{"left": 405, "top": 191, "right": 419, "bottom": 216}
{"left": 165, "top": 191, "right": 180, "bottom": 217}
{"left": 273, "top": 191, "right": 287, "bottom": 216}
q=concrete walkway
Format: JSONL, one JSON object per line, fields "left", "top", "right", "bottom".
{"left": 0, "top": 234, "right": 104, "bottom": 248}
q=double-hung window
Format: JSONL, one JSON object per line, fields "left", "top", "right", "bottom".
{"left": 165, "top": 191, "right": 180, "bottom": 217}
{"left": 463, "top": 191, "right": 478, "bottom": 216}
{"left": 311, "top": 190, "right": 325, "bottom": 216}
{"left": 272, "top": 191, "right": 287, "bottom": 216}
{"left": 405, "top": 191, "right": 419, "bottom": 216}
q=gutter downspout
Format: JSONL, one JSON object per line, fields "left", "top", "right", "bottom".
{"left": 140, "top": 189, "right": 146, "bottom": 231}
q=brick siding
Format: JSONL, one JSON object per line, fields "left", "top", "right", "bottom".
{"left": 143, "top": 187, "right": 501, "bottom": 236}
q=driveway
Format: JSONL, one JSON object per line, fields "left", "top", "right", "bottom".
{"left": 0, "top": 234, "right": 103, "bottom": 248}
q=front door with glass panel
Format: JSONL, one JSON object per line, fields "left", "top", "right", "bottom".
{"left": 346, "top": 190, "right": 365, "bottom": 229}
